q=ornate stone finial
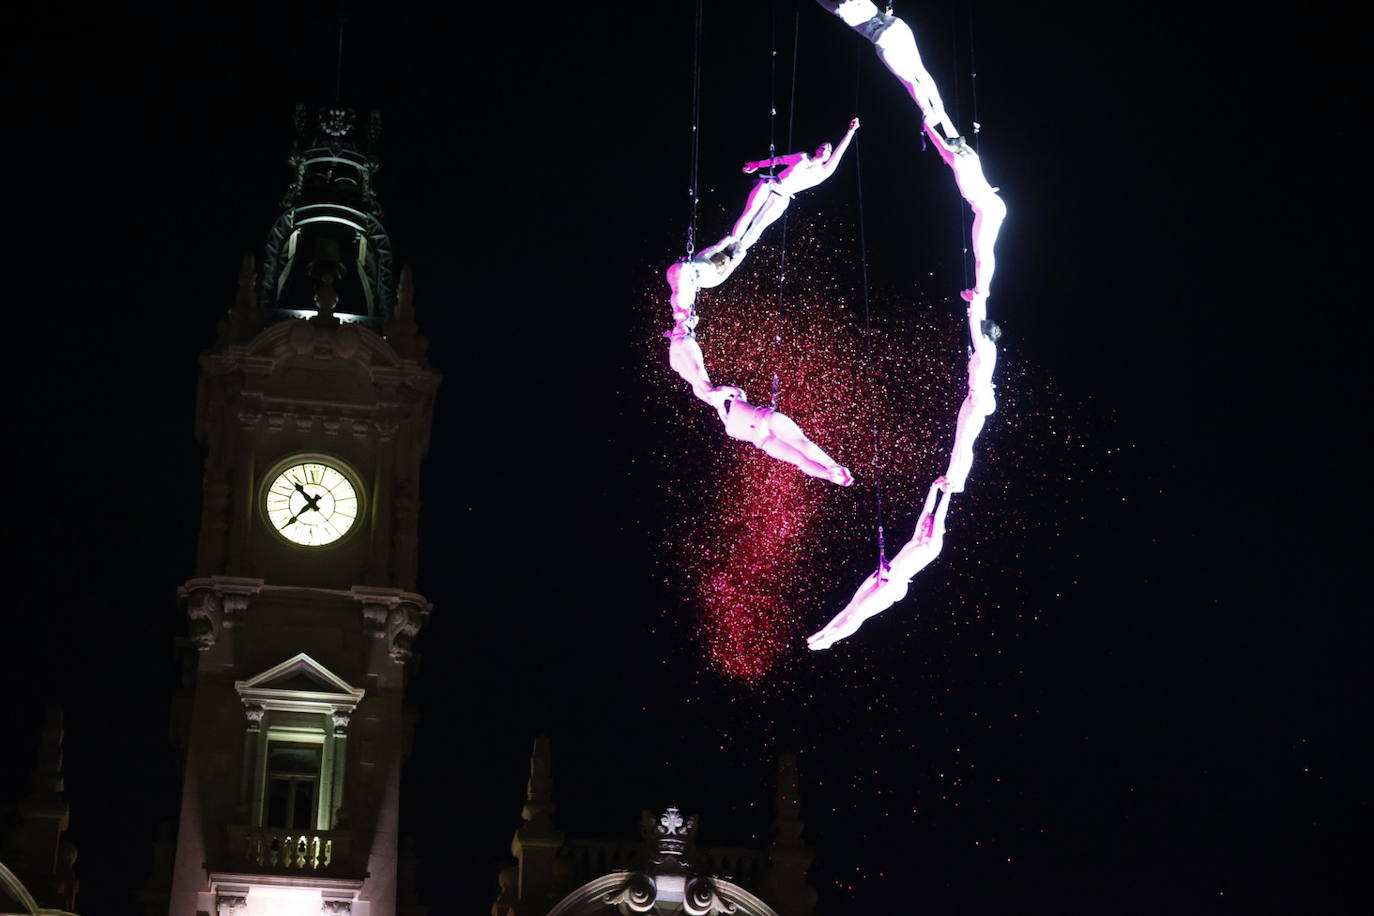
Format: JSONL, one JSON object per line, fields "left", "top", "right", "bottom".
{"left": 385, "top": 265, "right": 428, "bottom": 361}
{"left": 651, "top": 806, "right": 699, "bottom": 871}
{"left": 30, "top": 706, "right": 65, "bottom": 798}
{"left": 773, "top": 751, "right": 804, "bottom": 842}
{"left": 521, "top": 736, "right": 556, "bottom": 831}
{"left": 395, "top": 265, "right": 415, "bottom": 322}
{"left": 215, "top": 253, "right": 264, "bottom": 345}
{"left": 760, "top": 751, "right": 816, "bottom": 916}
{"left": 236, "top": 253, "right": 258, "bottom": 311}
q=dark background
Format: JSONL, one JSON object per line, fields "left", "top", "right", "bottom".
{"left": 3, "top": 1, "right": 1363, "bottom": 913}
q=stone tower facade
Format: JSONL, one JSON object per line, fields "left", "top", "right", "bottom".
{"left": 165, "top": 105, "right": 440, "bottom": 916}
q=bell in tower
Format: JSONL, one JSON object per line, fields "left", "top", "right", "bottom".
{"left": 262, "top": 104, "right": 393, "bottom": 325}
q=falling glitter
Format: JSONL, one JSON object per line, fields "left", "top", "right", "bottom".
{"left": 646, "top": 216, "right": 966, "bottom": 681}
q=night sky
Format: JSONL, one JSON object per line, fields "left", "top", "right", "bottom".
{"left": 3, "top": 2, "right": 1363, "bottom": 914}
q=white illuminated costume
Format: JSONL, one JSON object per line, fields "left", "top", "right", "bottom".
{"left": 808, "top": 0, "right": 1009, "bottom": 650}
{"left": 666, "top": 334, "right": 852, "bottom": 486}
{"left": 733, "top": 118, "right": 860, "bottom": 249}
{"left": 942, "top": 296, "right": 998, "bottom": 493}
{"left": 807, "top": 477, "right": 952, "bottom": 651}
{"left": 663, "top": 119, "right": 860, "bottom": 483}
{"left": 935, "top": 136, "right": 1006, "bottom": 303}
{"left": 817, "top": 1, "right": 958, "bottom": 139}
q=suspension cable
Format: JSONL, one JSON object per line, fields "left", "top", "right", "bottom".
{"left": 770, "top": 0, "right": 802, "bottom": 409}
{"left": 854, "top": 44, "right": 888, "bottom": 574}
{"left": 685, "top": 0, "right": 704, "bottom": 258}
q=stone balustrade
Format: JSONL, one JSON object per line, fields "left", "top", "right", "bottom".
{"left": 226, "top": 825, "right": 352, "bottom": 872}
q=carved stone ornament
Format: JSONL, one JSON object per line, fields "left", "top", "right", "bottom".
{"left": 653, "top": 806, "right": 697, "bottom": 867}
{"left": 321, "top": 901, "right": 353, "bottom": 914}
{"left": 331, "top": 710, "right": 351, "bottom": 735}
{"left": 186, "top": 589, "right": 223, "bottom": 650}
{"left": 602, "top": 872, "right": 656, "bottom": 914}
{"left": 216, "top": 895, "right": 248, "bottom": 915}
{"left": 683, "top": 877, "right": 739, "bottom": 916}
{"left": 386, "top": 601, "right": 423, "bottom": 663}
{"left": 222, "top": 593, "right": 250, "bottom": 628}
{"left": 361, "top": 601, "right": 389, "bottom": 638}
{"left": 244, "top": 704, "right": 266, "bottom": 728}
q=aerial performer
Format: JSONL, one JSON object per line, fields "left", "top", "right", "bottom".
{"left": 808, "top": 0, "right": 1008, "bottom": 649}
{"left": 938, "top": 134, "right": 1006, "bottom": 303}
{"left": 734, "top": 117, "right": 860, "bottom": 249}
{"left": 666, "top": 118, "right": 861, "bottom": 317}
{"left": 665, "top": 326, "right": 853, "bottom": 486}
{"left": 664, "top": 118, "right": 860, "bottom": 485}
{"left": 816, "top": 1, "right": 958, "bottom": 140}
{"left": 943, "top": 296, "right": 1000, "bottom": 494}
{"left": 807, "top": 475, "right": 953, "bottom": 651}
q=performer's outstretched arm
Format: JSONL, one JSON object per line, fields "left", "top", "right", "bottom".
{"left": 668, "top": 335, "right": 745, "bottom": 417}
{"left": 743, "top": 152, "right": 807, "bottom": 174}
{"left": 816, "top": 118, "right": 861, "bottom": 180}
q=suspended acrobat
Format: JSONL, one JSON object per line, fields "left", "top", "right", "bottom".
{"left": 664, "top": 118, "right": 860, "bottom": 485}
{"left": 816, "top": 1, "right": 958, "bottom": 140}
{"left": 665, "top": 324, "right": 853, "bottom": 486}
{"left": 807, "top": 475, "right": 952, "bottom": 651}
{"left": 807, "top": 306, "right": 999, "bottom": 648}
{"left": 809, "top": 0, "right": 1008, "bottom": 649}
{"left": 667, "top": 118, "right": 860, "bottom": 317}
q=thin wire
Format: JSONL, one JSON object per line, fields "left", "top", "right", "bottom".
{"left": 334, "top": 14, "right": 346, "bottom": 103}
{"left": 854, "top": 45, "right": 888, "bottom": 574}
{"left": 767, "top": 0, "right": 778, "bottom": 180}
{"left": 770, "top": 1, "right": 801, "bottom": 409}
{"left": 685, "top": 0, "right": 704, "bottom": 257}
{"left": 966, "top": 0, "right": 980, "bottom": 152}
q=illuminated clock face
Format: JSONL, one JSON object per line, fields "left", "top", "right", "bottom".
{"left": 264, "top": 461, "right": 359, "bottom": 547}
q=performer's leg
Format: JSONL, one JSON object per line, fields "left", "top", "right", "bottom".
{"left": 758, "top": 411, "right": 853, "bottom": 485}
{"left": 735, "top": 192, "right": 791, "bottom": 250}
{"left": 731, "top": 182, "right": 775, "bottom": 242}
{"left": 966, "top": 191, "right": 1007, "bottom": 300}
{"left": 943, "top": 397, "right": 985, "bottom": 493}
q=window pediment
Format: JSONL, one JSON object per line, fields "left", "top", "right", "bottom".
{"left": 235, "top": 652, "right": 364, "bottom": 715}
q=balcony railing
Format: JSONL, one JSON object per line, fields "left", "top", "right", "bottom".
{"left": 225, "top": 825, "right": 353, "bottom": 872}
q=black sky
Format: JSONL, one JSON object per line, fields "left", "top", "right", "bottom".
{"left": 3, "top": 2, "right": 1364, "bottom": 914}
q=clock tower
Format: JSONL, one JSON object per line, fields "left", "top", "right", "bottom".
{"left": 166, "top": 105, "right": 440, "bottom": 916}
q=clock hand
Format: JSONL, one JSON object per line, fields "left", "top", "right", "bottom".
{"left": 293, "top": 481, "right": 323, "bottom": 513}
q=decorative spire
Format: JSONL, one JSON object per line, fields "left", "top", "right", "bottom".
{"left": 235, "top": 253, "right": 257, "bottom": 312}
{"left": 760, "top": 751, "right": 817, "bottom": 916}
{"left": 384, "top": 265, "right": 429, "bottom": 361}
{"left": 395, "top": 265, "right": 415, "bottom": 322}
{"left": 521, "top": 735, "right": 556, "bottom": 831}
{"left": 28, "top": 706, "right": 65, "bottom": 799}
{"left": 509, "top": 736, "right": 564, "bottom": 908}
{"left": 215, "top": 254, "right": 265, "bottom": 346}
{"left": 16, "top": 706, "right": 78, "bottom": 913}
